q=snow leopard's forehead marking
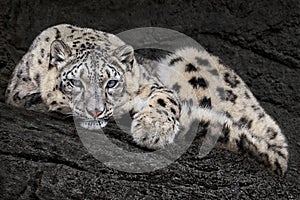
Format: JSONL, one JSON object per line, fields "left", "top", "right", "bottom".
{"left": 66, "top": 47, "right": 122, "bottom": 86}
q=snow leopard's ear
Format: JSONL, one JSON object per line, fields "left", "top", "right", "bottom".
{"left": 49, "top": 40, "right": 72, "bottom": 70}
{"left": 114, "top": 45, "right": 134, "bottom": 69}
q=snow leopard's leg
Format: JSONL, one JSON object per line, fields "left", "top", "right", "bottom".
{"left": 130, "top": 84, "right": 182, "bottom": 149}
{"left": 182, "top": 105, "right": 288, "bottom": 175}
{"left": 5, "top": 54, "right": 45, "bottom": 110}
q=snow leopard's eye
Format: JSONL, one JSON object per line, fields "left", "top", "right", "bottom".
{"left": 106, "top": 80, "right": 118, "bottom": 88}
{"left": 70, "top": 79, "right": 84, "bottom": 88}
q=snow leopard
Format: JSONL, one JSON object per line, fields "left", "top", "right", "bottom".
{"left": 5, "top": 24, "right": 288, "bottom": 175}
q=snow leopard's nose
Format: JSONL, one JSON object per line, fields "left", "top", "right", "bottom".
{"left": 92, "top": 111, "right": 101, "bottom": 117}
{"left": 86, "top": 108, "right": 105, "bottom": 118}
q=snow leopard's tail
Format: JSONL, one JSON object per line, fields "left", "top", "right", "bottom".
{"left": 180, "top": 104, "right": 288, "bottom": 175}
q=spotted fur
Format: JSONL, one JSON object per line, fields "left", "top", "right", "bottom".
{"left": 5, "top": 24, "right": 288, "bottom": 175}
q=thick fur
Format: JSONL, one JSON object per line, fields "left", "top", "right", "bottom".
{"left": 5, "top": 24, "right": 288, "bottom": 175}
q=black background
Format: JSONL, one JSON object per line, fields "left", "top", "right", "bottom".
{"left": 0, "top": 0, "right": 299, "bottom": 199}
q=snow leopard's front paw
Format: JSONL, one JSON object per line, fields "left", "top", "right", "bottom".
{"left": 131, "top": 111, "right": 180, "bottom": 149}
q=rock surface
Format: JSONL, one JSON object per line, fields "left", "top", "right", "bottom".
{"left": 0, "top": 0, "right": 299, "bottom": 199}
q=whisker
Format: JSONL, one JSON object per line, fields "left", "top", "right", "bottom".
{"left": 63, "top": 115, "right": 74, "bottom": 119}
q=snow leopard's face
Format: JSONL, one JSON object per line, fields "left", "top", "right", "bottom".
{"left": 50, "top": 40, "right": 134, "bottom": 129}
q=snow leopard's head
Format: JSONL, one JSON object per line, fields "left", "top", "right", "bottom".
{"left": 49, "top": 39, "right": 135, "bottom": 129}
